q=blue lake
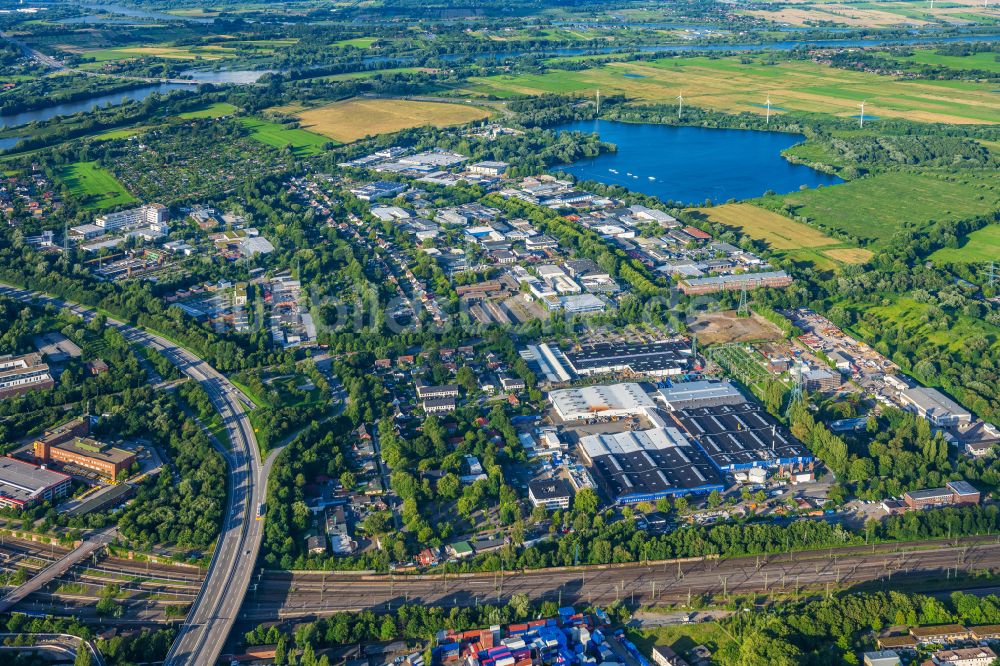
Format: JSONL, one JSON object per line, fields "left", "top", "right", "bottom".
{"left": 554, "top": 119, "right": 843, "bottom": 205}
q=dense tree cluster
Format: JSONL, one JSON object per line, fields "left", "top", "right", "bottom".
{"left": 108, "top": 389, "right": 226, "bottom": 551}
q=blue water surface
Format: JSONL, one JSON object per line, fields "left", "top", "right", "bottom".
{"left": 554, "top": 119, "right": 843, "bottom": 204}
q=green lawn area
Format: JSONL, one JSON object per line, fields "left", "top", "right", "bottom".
{"left": 930, "top": 224, "right": 1000, "bottom": 264}
{"left": 313, "top": 67, "right": 426, "bottom": 82}
{"left": 56, "top": 161, "right": 135, "bottom": 210}
{"left": 333, "top": 37, "right": 376, "bottom": 49}
{"left": 91, "top": 125, "right": 154, "bottom": 141}
{"left": 177, "top": 102, "right": 238, "bottom": 119}
{"left": 627, "top": 622, "right": 732, "bottom": 665}
{"left": 239, "top": 117, "right": 331, "bottom": 155}
{"left": 759, "top": 171, "right": 1000, "bottom": 246}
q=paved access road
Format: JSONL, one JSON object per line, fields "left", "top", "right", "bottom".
{"left": 0, "top": 285, "right": 263, "bottom": 666}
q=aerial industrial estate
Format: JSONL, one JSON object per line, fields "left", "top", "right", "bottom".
{"left": 0, "top": 0, "right": 997, "bottom": 664}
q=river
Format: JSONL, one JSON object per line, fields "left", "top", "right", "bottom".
{"left": 554, "top": 119, "right": 843, "bottom": 205}
{"left": 0, "top": 82, "right": 194, "bottom": 131}
{"left": 178, "top": 69, "right": 273, "bottom": 84}
{"left": 57, "top": 3, "right": 214, "bottom": 24}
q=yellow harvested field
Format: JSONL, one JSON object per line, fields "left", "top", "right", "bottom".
{"left": 746, "top": 6, "right": 928, "bottom": 26}
{"left": 694, "top": 203, "right": 837, "bottom": 250}
{"left": 822, "top": 247, "right": 875, "bottom": 264}
{"left": 296, "top": 99, "right": 490, "bottom": 143}
{"left": 117, "top": 47, "right": 220, "bottom": 59}
{"left": 747, "top": 0, "right": 997, "bottom": 26}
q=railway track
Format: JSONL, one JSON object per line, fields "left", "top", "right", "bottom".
{"left": 3, "top": 533, "right": 1000, "bottom": 623}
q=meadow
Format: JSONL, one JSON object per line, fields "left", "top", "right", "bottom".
{"left": 332, "top": 37, "right": 377, "bottom": 49}
{"left": 930, "top": 224, "right": 1000, "bottom": 264}
{"left": 312, "top": 67, "right": 430, "bottom": 82}
{"left": 759, "top": 171, "right": 1000, "bottom": 245}
{"left": 177, "top": 102, "right": 239, "bottom": 119}
{"left": 887, "top": 49, "right": 1000, "bottom": 74}
{"left": 463, "top": 56, "right": 1000, "bottom": 124}
{"left": 626, "top": 621, "right": 731, "bottom": 661}
{"left": 693, "top": 202, "right": 873, "bottom": 269}
{"left": 239, "top": 118, "right": 330, "bottom": 155}
{"left": 92, "top": 126, "right": 154, "bottom": 141}
{"left": 295, "top": 98, "right": 490, "bottom": 143}
{"left": 849, "top": 295, "right": 1000, "bottom": 356}
{"left": 56, "top": 161, "right": 135, "bottom": 210}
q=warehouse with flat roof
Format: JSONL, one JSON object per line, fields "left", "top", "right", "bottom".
{"left": 0, "top": 457, "right": 71, "bottom": 510}
{"left": 898, "top": 386, "right": 972, "bottom": 427}
{"left": 579, "top": 427, "right": 724, "bottom": 503}
{"left": 524, "top": 343, "right": 573, "bottom": 383}
{"left": 564, "top": 340, "right": 693, "bottom": 378}
{"left": 668, "top": 402, "right": 813, "bottom": 472}
{"left": 549, "top": 383, "right": 660, "bottom": 423}
{"left": 658, "top": 379, "right": 745, "bottom": 411}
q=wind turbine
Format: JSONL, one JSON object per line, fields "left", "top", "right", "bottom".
{"left": 765, "top": 94, "right": 772, "bottom": 125}
{"left": 596, "top": 89, "right": 601, "bottom": 115}
{"left": 677, "top": 91, "right": 684, "bottom": 119}
{"left": 858, "top": 100, "right": 866, "bottom": 128}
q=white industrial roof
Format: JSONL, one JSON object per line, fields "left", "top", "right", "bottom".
{"left": 549, "top": 383, "right": 655, "bottom": 419}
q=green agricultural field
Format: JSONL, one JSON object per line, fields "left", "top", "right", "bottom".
{"left": 239, "top": 117, "right": 331, "bottom": 155}
{"left": 759, "top": 171, "right": 1000, "bottom": 246}
{"left": 79, "top": 45, "right": 234, "bottom": 62}
{"left": 930, "top": 224, "right": 1000, "bottom": 264}
{"left": 57, "top": 161, "right": 135, "bottom": 210}
{"left": 177, "top": 102, "right": 239, "bottom": 119}
{"left": 888, "top": 48, "right": 1000, "bottom": 74}
{"left": 463, "top": 56, "right": 1000, "bottom": 124}
{"left": 333, "top": 37, "right": 377, "bottom": 49}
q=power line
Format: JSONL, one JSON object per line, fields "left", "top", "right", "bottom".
{"left": 737, "top": 281, "right": 750, "bottom": 316}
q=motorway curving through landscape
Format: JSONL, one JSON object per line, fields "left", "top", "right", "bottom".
{"left": 0, "top": 284, "right": 265, "bottom": 666}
